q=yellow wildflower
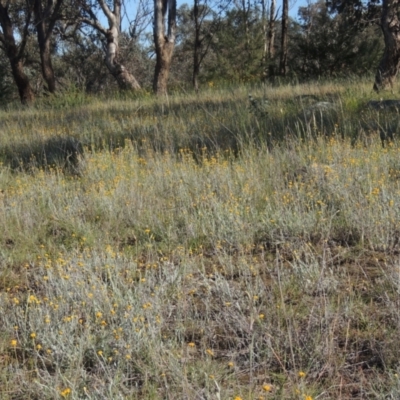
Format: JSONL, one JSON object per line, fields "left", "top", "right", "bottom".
{"left": 60, "top": 387, "right": 71, "bottom": 397}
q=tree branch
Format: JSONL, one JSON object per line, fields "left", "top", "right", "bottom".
{"left": 18, "top": 3, "right": 33, "bottom": 59}
{"left": 97, "top": 0, "right": 114, "bottom": 24}
{"left": 167, "top": 0, "right": 176, "bottom": 42}
{"left": 80, "top": 16, "right": 107, "bottom": 35}
{"left": 79, "top": 2, "right": 107, "bottom": 35}
{"left": 44, "top": 0, "right": 64, "bottom": 42}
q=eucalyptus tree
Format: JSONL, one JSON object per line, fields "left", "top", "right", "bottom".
{"left": 291, "top": 0, "right": 382, "bottom": 77}
{"left": 77, "top": 0, "right": 143, "bottom": 90}
{"left": 175, "top": 1, "right": 222, "bottom": 90}
{"left": 192, "top": 0, "right": 231, "bottom": 90}
{"left": 326, "top": 0, "right": 398, "bottom": 91}
{"left": 0, "top": 0, "right": 35, "bottom": 103}
{"left": 373, "top": 0, "right": 400, "bottom": 91}
{"left": 31, "top": 0, "right": 64, "bottom": 93}
{"left": 206, "top": 7, "right": 265, "bottom": 82}
{"left": 153, "top": 0, "right": 177, "bottom": 94}
{"left": 192, "top": 0, "right": 208, "bottom": 90}
{"left": 0, "top": 44, "right": 14, "bottom": 103}
{"left": 279, "top": 0, "right": 288, "bottom": 76}
{"left": 259, "top": 0, "right": 277, "bottom": 76}
{"left": 267, "top": 0, "right": 276, "bottom": 59}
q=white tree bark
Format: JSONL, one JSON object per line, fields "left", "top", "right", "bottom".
{"left": 81, "top": 0, "right": 141, "bottom": 90}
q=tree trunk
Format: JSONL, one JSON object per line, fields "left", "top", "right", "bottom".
{"left": 241, "top": 0, "right": 250, "bottom": 57}
{"left": 105, "top": 27, "right": 141, "bottom": 90}
{"left": 153, "top": 41, "right": 174, "bottom": 95}
{"left": 153, "top": 0, "right": 177, "bottom": 95}
{"left": 373, "top": 0, "right": 400, "bottom": 92}
{"left": 192, "top": 0, "right": 201, "bottom": 91}
{"left": 35, "top": 19, "right": 56, "bottom": 93}
{"left": 279, "top": 0, "right": 288, "bottom": 76}
{"left": 33, "top": 0, "right": 61, "bottom": 93}
{"left": 107, "top": 63, "right": 142, "bottom": 90}
{"left": 0, "top": 4, "right": 35, "bottom": 104}
{"left": 40, "top": 39, "right": 56, "bottom": 93}
{"left": 261, "top": 0, "right": 267, "bottom": 60}
{"left": 81, "top": 0, "right": 141, "bottom": 91}
{"left": 10, "top": 58, "right": 35, "bottom": 104}
{"left": 268, "top": 0, "right": 276, "bottom": 58}
{"left": 193, "top": 44, "right": 200, "bottom": 91}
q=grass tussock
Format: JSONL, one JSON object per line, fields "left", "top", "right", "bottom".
{"left": 1, "top": 79, "right": 400, "bottom": 399}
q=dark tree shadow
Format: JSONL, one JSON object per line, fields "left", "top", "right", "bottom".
{"left": 1, "top": 136, "right": 84, "bottom": 175}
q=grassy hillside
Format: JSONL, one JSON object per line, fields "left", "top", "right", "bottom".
{"left": 1, "top": 79, "right": 400, "bottom": 399}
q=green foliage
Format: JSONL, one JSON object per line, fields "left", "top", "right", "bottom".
{"left": 290, "top": 0, "right": 383, "bottom": 77}
{"left": 205, "top": 8, "right": 265, "bottom": 84}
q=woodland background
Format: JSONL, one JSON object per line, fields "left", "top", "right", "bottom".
{"left": 0, "top": 0, "right": 388, "bottom": 104}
